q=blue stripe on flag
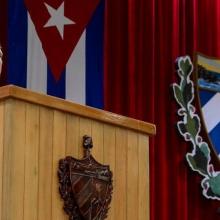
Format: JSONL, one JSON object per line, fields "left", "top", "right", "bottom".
{"left": 199, "top": 90, "right": 216, "bottom": 106}
{"left": 86, "top": 0, "right": 105, "bottom": 109}
{"left": 47, "top": 66, "right": 66, "bottom": 99}
{"left": 209, "top": 122, "right": 220, "bottom": 154}
{"left": 7, "top": 0, "right": 27, "bottom": 87}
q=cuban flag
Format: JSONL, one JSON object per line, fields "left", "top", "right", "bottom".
{"left": 6, "top": 0, "right": 105, "bottom": 109}
{"left": 197, "top": 53, "right": 220, "bottom": 156}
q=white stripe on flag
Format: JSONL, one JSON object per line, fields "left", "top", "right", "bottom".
{"left": 66, "top": 30, "right": 86, "bottom": 105}
{"left": 202, "top": 93, "right": 220, "bottom": 132}
{"left": 27, "top": 13, "right": 47, "bottom": 94}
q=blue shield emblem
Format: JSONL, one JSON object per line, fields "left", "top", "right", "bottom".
{"left": 196, "top": 53, "right": 220, "bottom": 157}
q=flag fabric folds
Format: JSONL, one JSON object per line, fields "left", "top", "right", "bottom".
{"left": 6, "top": 0, "right": 105, "bottom": 109}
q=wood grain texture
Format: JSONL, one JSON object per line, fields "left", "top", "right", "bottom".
{"left": 52, "top": 110, "right": 67, "bottom": 220}
{"left": 127, "top": 131, "right": 139, "bottom": 220}
{"left": 91, "top": 121, "right": 104, "bottom": 163}
{"left": 0, "top": 103, "right": 4, "bottom": 220}
{"left": 24, "top": 103, "right": 39, "bottom": 220}
{"left": 2, "top": 100, "right": 26, "bottom": 220}
{"left": 66, "top": 114, "right": 80, "bottom": 157}
{"left": 138, "top": 134, "right": 149, "bottom": 220}
{"left": 79, "top": 117, "right": 92, "bottom": 157}
{"left": 0, "top": 93, "right": 151, "bottom": 220}
{"left": 0, "top": 85, "right": 156, "bottom": 136}
{"left": 38, "top": 107, "right": 53, "bottom": 220}
{"left": 103, "top": 125, "right": 116, "bottom": 220}
{"left": 1, "top": 100, "right": 12, "bottom": 220}
{"left": 115, "top": 128, "right": 127, "bottom": 220}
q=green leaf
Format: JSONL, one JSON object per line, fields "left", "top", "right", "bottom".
{"left": 193, "top": 116, "right": 200, "bottom": 133}
{"left": 186, "top": 115, "right": 200, "bottom": 137}
{"left": 194, "top": 146, "right": 209, "bottom": 174}
{"left": 206, "top": 187, "right": 218, "bottom": 198}
{"left": 183, "top": 82, "right": 193, "bottom": 104}
{"left": 186, "top": 146, "right": 209, "bottom": 176}
{"left": 200, "top": 143, "right": 210, "bottom": 159}
{"left": 173, "top": 85, "right": 184, "bottom": 107}
{"left": 207, "top": 174, "right": 220, "bottom": 196}
{"left": 179, "top": 58, "right": 193, "bottom": 77}
{"left": 187, "top": 155, "right": 197, "bottom": 170}
{"left": 177, "top": 122, "right": 187, "bottom": 135}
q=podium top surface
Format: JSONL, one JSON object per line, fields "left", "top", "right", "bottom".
{"left": 0, "top": 85, "right": 156, "bottom": 135}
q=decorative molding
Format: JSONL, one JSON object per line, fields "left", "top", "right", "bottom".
{"left": 0, "top": 85, "right": 156, "bottom": 136}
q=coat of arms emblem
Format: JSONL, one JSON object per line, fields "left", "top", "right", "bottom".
{"left": 196, "top": 53, "right": 220, "bottom": 157}
{"left": 58, "top": 135, "right": 113, "bottom": 220}
{"left": 173, "top": 55, "right": 220, "bottom": 201}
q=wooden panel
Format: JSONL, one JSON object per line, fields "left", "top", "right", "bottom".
{"left": 0, "top": 85, "right": 156, "bottom": 135}
{"left": 92, "top": 121, "right": 104, "bottom": 163}
{"left": 127, "top": 131, "right": 139, "bottom": 220}
{"left": 79, "top": 117, "right": 92, "bottom": 157}
{"left": 66, "top": 114, "right": 80, "bottom": 157}
{"left": 52, "top": 110, "right": 67, "bottom": 220}
{"left": 103, "top": 125, "right": 116, "bottom": 220}
{"left": 1, "top": 100, "right": 13, "bottom": 220}
{"left": 2, "top": 100, "right": 26, "bottom": 220}
{"left": 0, "top": 93, "right": 151, "bottom": 220}
{"left": 115, "top": 128, "right": 127, "bottom": 220}
{"left": 138, "top": 134, "right": 149, "bottom": 220}
{"left": 38, "top": 107, "right": 53, "bottom": 220}
{"left": 0, "top": 103, "right": 4, "bottom": 220}
{"left": 24, "top": 104, "right": 39, "bottom": 220}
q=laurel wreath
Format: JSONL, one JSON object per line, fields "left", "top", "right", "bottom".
{"left": 173, "top": 56, "right": 220, "bottom": 200}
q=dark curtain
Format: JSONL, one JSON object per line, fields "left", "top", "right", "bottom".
{"left": 104, "top": 0, "right": 220, "bottom": 219}
{"left": 0, "top": 0, "right": 7, "bottom": 85}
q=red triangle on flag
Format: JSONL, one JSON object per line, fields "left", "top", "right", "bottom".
{"left": 24, "top": 0, "right": 101, "bottom": 81}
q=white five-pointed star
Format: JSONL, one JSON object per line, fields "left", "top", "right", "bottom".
{"left": 44, "top": 2, "right": 75, "bottom": 39}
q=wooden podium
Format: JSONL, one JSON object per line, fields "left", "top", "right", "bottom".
{"left": 0, "top": 85, "right": 155, "bottom": 220}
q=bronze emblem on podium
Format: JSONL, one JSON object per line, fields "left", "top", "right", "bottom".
{"left": 58, "top": 135, "right": 113, "bottom": 220}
